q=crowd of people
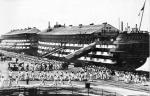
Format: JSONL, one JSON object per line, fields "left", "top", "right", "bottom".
{"left": 0, "top": 50, "right": 64, "bottom": 71}
{"left": 84, "top": 65, "right": 149, "bottom": 84}
{"left": 5, "top": 64, "right": 149, "bottom": 85}
{"left": 8, "top": 70, "right": 86, "bottom": 82}
{"left": 0, "top": 53, "right": 149, "bottom": 88}
{"left": 0, "top": 56, "right": 12, "bottom": 62}
{"left": 84, "top": 65, "right": 111, "bottom": 81}
{"left": 8, "top": 60, "right": 62, "bottom": 71}
{"left": 113, "top": 70, "right": 148, "bottom": 84}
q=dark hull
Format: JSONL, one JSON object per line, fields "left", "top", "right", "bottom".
{"left": 110, "top": 32, "right": 149, "bottom": 70}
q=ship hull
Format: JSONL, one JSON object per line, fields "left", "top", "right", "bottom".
{"left": 110, "top": 32, "right": 149, "bottom": 70}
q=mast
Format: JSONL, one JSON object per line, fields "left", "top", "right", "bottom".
{"left": 139, "top": 0, "right": 146, "bottom": 32}
{"left": 48, "top": 21, "right": 51, "bottom": 29}
{"left": 118, "top": 18, "right": 120, "bottom": 31}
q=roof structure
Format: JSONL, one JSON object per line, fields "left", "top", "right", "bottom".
{"left": 3, "top": 23, "right": 119, "bottom": 36}
{"left": 5, "top": 27, "right": 41, "bottom": 35}
{"left": 39, "top": 23, "right": 119, "bottom": 35}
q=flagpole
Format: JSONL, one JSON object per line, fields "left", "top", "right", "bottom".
{"left": 139, "top": 0, "right": 146, "bottom": 32}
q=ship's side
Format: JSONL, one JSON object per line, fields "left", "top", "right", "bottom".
{"left": 0, "top": 27, "right": 40, "bottom": 56}
{"left": 37, "top": 23, "right": 119, "bottom": 67}
{"left": 111, "top": 31, "right": 149, "bottom": 70}
{"left": 0, "top": 23, "right": 149, "bottom": 71}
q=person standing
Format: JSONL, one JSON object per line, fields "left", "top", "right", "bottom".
{"left": 53, "top": 75, "right": 57, "bottom": 86}
{"left": 15, "top": 75, "right": 19, "bottom": 86}
{"left": 60, "top": 74, "right": 64, "bottom": 85}
{"left": 25, "top": 72, "right": 29, "bottom": 85}
{"left": 16, "top": 58, "right": 18, "bottom": 63}
{"left": 0, "top": 74, "right": 5, "bottom": 88}
{"left": 9, "top": 71, "right": 13, "bottom": 87}
{"left": 68, "top": 74, "right": 72, "bottom": 86}
{"left": 41, "top": 74, "right": 45, "bottom": 85}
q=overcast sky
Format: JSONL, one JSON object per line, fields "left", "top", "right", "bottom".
{"left": 0, "top": 0, "right": 150, "bottom": 36}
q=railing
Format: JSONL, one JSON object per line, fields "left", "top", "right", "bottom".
{"left": 42, "top": 47, "right": 64, "bottom": 58}
{"left": 65, "top": 42, "right": 96, "bottom": 60}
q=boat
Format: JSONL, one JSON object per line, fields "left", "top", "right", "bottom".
{"left": 110, "top": 0, "right": 149, "bottom": 70}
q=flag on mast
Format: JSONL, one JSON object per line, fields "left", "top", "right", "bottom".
{"left": 138, "top": 0, "right": 146, "bottom": 16}
{"left": 141, "top": 1, "right": 145, "bottom": 11}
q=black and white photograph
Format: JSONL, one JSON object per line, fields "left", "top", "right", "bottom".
{"left": 0, "top": 0, "right": 150, "bottom": 96}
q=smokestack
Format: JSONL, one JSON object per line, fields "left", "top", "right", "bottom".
{"left": 121, "top": 21, "right": 123, "bottom": 31}
{"left": 64, "top": 23, "right": 66, "bottom": 28}
{"left": 135, "top": 24, "right": 138, "bottom": 32}
{"left": 118, "top": 18, "right": 120, "bottom": 30}
{"left": 126, "top": 22, "right": 128, "bottom": 31}
{"left": 48, "top": 21, "right": 51, "bottom": 29}
{"left": 56, "top": 22, "right": 58, "bottom": 25}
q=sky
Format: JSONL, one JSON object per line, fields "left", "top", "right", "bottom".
{"left": 0, "top": 0, "right": 150, "bottom": 36}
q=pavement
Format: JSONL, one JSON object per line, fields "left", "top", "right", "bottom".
{"left": 1, "top": 80, "right": 150, "bottom": 96}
